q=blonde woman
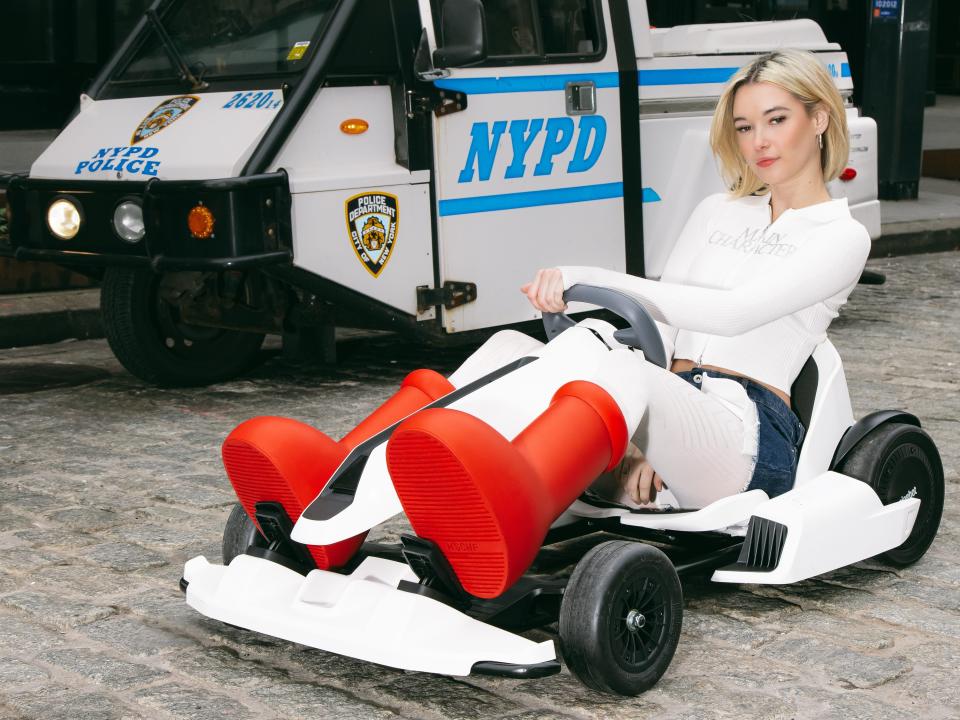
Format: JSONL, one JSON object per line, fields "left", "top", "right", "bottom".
{"left": 522, "top": 48, "right": 871, "bottom": 508}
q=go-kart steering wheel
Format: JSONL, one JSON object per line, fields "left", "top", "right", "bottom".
{"left": 542, "top": 284, "right": 669, "bottom": 369}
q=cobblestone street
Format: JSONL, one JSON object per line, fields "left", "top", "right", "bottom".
{"left": 0, "top": 251, "right": 957, "bottom": 720}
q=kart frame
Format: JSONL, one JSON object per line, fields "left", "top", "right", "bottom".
{"left": 180, "top": 285, "right": 942, "bottom": 693}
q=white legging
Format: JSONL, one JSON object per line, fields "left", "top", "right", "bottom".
{"left": 446, "top": 322, "right": 758, "bottom": 508}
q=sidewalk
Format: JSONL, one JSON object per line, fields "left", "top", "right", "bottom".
{"left": 873, "top": 176, "right": 960, "bottom": 257}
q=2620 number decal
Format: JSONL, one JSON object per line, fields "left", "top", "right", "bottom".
{"left": 222, "top": 91, "right": 281, "bottom": 110}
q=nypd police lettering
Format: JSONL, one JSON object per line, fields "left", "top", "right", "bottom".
{"left": 74, "top": 147, "right": 161, "bottom": 177}
{"left": 458, "top": 115, "right": 607, "bottom": 184}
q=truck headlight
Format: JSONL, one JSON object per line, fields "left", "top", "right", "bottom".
{"left": 47, "top": 198, "right": 82, "bottom": 241}
{"left": 113, "top": 200, "right": 145, "bottom": 243}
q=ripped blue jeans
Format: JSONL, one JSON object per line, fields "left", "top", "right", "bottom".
{"left": 674, "top": 368, "right": 806, "bottom": 498}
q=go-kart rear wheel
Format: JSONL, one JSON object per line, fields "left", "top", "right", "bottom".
{"left": 838, "top": 422, "right": 944, "bottom": 566}
{"left": 559, "top": 541, "right": 682, "bottom": 696}
{"left": 222, "top": 502, "right": 267, "bottom": 565}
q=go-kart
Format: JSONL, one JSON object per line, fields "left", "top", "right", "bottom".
{"left": 180, "top": 285, "right": 944, "bottom": 696}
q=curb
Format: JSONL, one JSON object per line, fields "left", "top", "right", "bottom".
{"left": 871, "top": 220, "right": 960, "bottom": 258}
{"left": 0, "top": 305, "right": 103, "bottom": 351}
{"left": 0, "top": 288, "right": 104, "bottom": 351}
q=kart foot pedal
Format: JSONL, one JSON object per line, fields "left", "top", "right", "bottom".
{"left": 245, "top": 502, "right": 317, "bottom": 575}
{"left": 398, "top": 535, "right": 470, "bottom": 608}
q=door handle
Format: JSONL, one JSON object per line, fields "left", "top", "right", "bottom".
{"left": 565, "top": 81, "right": 596, "bottom": 116}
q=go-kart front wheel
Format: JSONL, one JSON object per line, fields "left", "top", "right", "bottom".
{"left": 838, "top": 422, "right": 944, "bottom": 566}
{"left": 559, "top": 541, "right": 682, "bottom": 696}
{"left": 222, "top": 502, "right": 267, "bottom": 565}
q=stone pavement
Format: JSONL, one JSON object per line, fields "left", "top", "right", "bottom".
{"left": 0, "top": 251, "right": 958, "bottom": 720}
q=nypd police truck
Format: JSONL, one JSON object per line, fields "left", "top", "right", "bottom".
{"left": 0, "top": 0, "right": 879, "bottom": 386}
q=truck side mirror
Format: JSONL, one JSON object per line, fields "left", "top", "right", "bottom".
{"left": 433, "top": 0, "right": 487, "bottom": 69}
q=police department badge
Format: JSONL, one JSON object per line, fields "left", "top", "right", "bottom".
{"left": 132, "top": 96, "right": 199, "bottom": 144}
{"left": 345, "top": 192, "right": 399, "bottom": 278}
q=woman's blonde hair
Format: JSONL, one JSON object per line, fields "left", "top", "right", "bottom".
{"left": 709, "top": 48, "right": 849, "bottom": 198}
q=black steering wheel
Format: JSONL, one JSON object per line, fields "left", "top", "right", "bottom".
{"left": 541, "top": 284, "right": 668, "bottom": 369}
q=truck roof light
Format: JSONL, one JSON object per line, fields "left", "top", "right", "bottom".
{"left": 188, "top": 204, "right": 215, "bottom": 239}
{"left": 340, "top": 118, "right": 369, "bottom": 135}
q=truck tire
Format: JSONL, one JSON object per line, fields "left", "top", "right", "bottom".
{"left": 101, "top": 267, "right": 264, "bottom": 387}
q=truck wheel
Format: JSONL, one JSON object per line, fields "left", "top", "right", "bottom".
{"left": 559, "top": 541, "right": 682, "bottom": 696}
{"left": 222, "top": 503, "right": 267, "bottom": 565}
{"left": 101, "top": 267, "right": 264, "bottom": 386}
{"left": 838, "top": 422, "right": 944, "bottom": 566}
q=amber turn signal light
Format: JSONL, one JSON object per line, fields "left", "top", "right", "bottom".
{"left": 340, "top": 118, "right": 369, "bottom": 135}
{"left": 188, "top": 204, "right": 215, "bottom": 239}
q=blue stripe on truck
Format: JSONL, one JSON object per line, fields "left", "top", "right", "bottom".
{"left": 433, "top": 63, "right": 852, "bottom": 94}
{"left": 638, "top": 67, "right": 738, "bottom": 85}
{"left": 438, "top": 183, "right": 661, "bottom": 216}
{"left": 434, "top": 73, "right": 619, "bottom": 94}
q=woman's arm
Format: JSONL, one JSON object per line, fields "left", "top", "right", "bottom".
{"left": 558, "top": 221, "right": 870, "bottom": 337}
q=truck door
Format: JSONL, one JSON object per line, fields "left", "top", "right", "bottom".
{"left": 429, "top": 0, "right": 632, "bottom": 333}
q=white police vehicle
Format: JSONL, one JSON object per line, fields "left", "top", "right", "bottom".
{"left": 0, "top": 0, "right": 880, "bottom": 385}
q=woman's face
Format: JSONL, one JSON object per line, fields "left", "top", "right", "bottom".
{"left": 731, "top": 81, "right": 826, "bottom": 189}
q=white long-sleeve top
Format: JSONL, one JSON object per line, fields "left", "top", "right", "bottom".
{"left": 559, "top": 191, "right": 871, "bottom": 394}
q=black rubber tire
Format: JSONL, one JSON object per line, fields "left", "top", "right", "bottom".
{"left": 100, "top": 267, "right": 265, "bottom": 387}
{"left": 559, "top": 541, "right": 683, "bottom": 696}
{"left": 838, "top": 422, "right": 944, "bottom": 566}
{"left": 222, "top": 503, "right": 267, "bottom": 565}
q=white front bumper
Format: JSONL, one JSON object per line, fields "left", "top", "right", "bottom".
{"left": 183, "top": 554, "right": 555, "bottom": 676}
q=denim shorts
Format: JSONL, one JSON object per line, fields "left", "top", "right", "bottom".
{"left": 674, "top": 368, "right": 806, "bottom": 498}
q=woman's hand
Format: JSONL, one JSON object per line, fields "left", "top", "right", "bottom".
{"left": 616, "top": 443, "right": 664, "bottom": 505}
{"left": 520, "top": 268, "right": 567, "bottom": 313}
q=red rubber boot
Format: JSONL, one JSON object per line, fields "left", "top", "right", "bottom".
{"left": 223, "top": 368, "right": 454, "bottom": 569}
{"left": 386, "top": 380, "right": 628, "bottom": 598}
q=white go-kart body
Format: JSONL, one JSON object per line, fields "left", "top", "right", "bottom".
{"left": 183, "top": 314, "right": 925, "bottom": 678}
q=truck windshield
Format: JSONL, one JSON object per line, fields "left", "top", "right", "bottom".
{"left": 115, "top": 0, "right": 337, "bottom": 83}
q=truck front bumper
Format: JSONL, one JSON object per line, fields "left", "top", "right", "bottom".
{"left": 3, "top": 171, "right": 292, "bottom": 272}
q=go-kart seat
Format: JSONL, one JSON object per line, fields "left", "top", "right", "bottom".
{"left": 789, "top": 340, "right": 858, "bottom": 488}
{"left": 790, "top": 354, "right": 818, "bottom": 433}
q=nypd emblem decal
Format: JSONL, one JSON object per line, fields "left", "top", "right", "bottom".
{"left": 345, "top": 192, "right": 399, "bottom": 278}
{"left": 132, "top": 96, "right": 199, "bottom": 144}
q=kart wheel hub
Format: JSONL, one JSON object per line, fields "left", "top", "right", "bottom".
{"left": 626, "top": 609, "right": 646, "bottom": 631}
